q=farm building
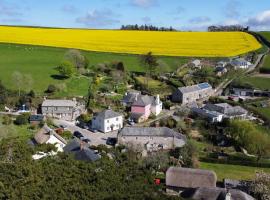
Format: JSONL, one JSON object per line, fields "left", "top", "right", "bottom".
{"left": 172, "top": 83, "right": 213, "bottom": 105}
{"left": 41, "top": 99, "right": 82, "bottom": 121}
{"left": 204, "top": 103, "right": 248, "bottom": 120}
{"left": 166, "top": 167, "right": 217, "bottom": 194}
{"left": 118, "top": 127, "right": 186, "bottom": 153}
{"left": 190, "top": 59, "right": 202, "bottom": 68}
{"left": 91, "top": 109, "right": 123, "bottom": 133}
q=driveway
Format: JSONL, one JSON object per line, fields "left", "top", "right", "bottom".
{"left": 53, "top": 119, "right": 117, "bottom": 146}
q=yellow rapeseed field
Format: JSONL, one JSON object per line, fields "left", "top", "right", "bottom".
{"left": 0, "top": 26, "right": 261, "bottom": 57}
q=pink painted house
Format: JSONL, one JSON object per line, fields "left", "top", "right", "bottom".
{"left": 129, "top": 94, "right": 162, "bottom": 123}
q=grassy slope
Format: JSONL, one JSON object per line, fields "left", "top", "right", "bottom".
{"left": 239, "top": 76, "right": 270, "bottom": 90}
{"left": 262, "top": 54, "right": 270, "bottom": 68}
{"left": 260, "top": 31, "right": 270, "bottom": 42}
{"left": 201, "top": 162, "right": 270, "bottom": 181}
{"left": 0, "top": 43, "right": 186, "bottom": 96}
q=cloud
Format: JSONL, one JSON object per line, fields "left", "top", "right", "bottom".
{"left": 223, "top": 0, "right": 241, "bottom": 18}
{"left": 61, "top": 4, "right": 78, "bottom": 14}
{"left": 142, "top": 16, "right": 151, "bottom": 23}
{"left": 247, "top": 10, "right": 270, "bottom": 29}
{"left": 76, "top": 9, "right": 120, "bottom": 27}
{"left": 189, "top": 16, "right": 211, "bottom": 24}
{"left": 0, "top": 0, "right": 22, "bottom": 17}
{"left": 223, "top": 19, "right": 240, "bottom": 26}
{"left": 130, "top": 0, "right": 158, "bottom": 8}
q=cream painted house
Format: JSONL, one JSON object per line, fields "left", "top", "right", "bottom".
{"left": 92, "top": 109, "right": 123, "bottom": 133}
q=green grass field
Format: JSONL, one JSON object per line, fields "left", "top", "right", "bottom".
{"left": 260, "top": 31, "right": 270, "bottom": 42}
{"left": 201, "top": 162, "right": 270, "bottom": 181}
{"left": 238, "top": 76, "right": 270, "bottom": 90}
{"left": 0, "top": 43, "right": 187, "bottom": 96}
{"left": 260, "top": 54, "right": 270, "bottom": 73}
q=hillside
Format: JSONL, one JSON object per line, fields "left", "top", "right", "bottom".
{"left": 260, "top": 31, "right": 270, "bottom": 42}
{"left": 0, "top": 26, "right": 261, "bottom": 57}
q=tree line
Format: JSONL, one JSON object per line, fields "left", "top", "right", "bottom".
{"left": 208, "top": 25, "right": 249, "bottom": 32}
{"left": 121, "top": 24, "right": 176, "bottom": 31}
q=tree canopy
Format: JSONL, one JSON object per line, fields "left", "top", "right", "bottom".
{"left": 0, "top": 138, "right": 181, "bottom": 200}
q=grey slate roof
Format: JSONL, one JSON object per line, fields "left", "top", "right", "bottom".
{"left": 42, "top": 99, "right": 76, "bottom": 107}
{"left": 181, "top": 187, "right": 254, "bottom": 200}
{"left": 63, "top": 138, "right": 100, "bottom": 162}
{"left": 178, "top": 82, "right": 212, "bottom": 94}
{"left": 166, "top": 167, "right": 217, "bottom": 189}
{"left": 95, "top": 109, "right": 122, "bottom": 120}
{"left": 119, "top": 127, "right": 186, "bottom": 140}
{"left": 122, "top": 91, "right": 141, "bottom": 104}
{"left": 132, "top": 95, "right": 154, "bottom": 107}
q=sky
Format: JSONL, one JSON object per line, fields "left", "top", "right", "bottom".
{"left": 0, "top": 0, "right": 270, "bottom": 31}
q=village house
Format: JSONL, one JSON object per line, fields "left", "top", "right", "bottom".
{"left": 118, "top": 127, "right": 186, "bottom": 153}
{"left": 91, "top": 109, "right": 123, "bottom": 133}
{"left": 122, "top": 91, "right": 162, "bottom": 123}
{"left": 41, "top": 99, "right": 82, "bottom": 121}
{"left": 190, "top": 59, "right": 202, "bottom": 69}
{"left": 215, "top": 66, "right": 228, "bottom": 77}
{"left": 166, "top": 167, "right": 217, "bottom": 194}
{"left": 230, "top": 58, "right": 252, "bottom": 70}
{"left": 33, "top": 125, "right": 67, "bottom": 152}
{"left": 63, "top": 138, "right": 100, "bottom": 162}
{"left": 191, "top": 107, "right": 224, "bottom": 123}
{"left": 172, "top": 83, "right": 213, "bottom": 105}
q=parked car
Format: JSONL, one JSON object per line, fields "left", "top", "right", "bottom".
{"left": 60, "top": 124, "right": 68, "bottom": 130}
{"left": 106, "top": 137, "right": 117, "bottom": 146}
{"left": 73, "top": 131, "right": 84, "bottom": 139}
{"left": 82, "top": 138, "right": 91, "bottom": 143}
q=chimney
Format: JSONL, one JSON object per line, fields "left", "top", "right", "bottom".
{"left": 80, "top": 141, "right": 85, "bottom": 151}
{"left": 225, "top": 191, "right": 231, "bottom": 200}
{"left": 135, "top": 93, "right": 138, "bottom": 101}
{"left": 156, "top": 94, "right": 160, "bottom": 104}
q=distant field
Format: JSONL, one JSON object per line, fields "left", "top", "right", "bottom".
{"left": 201, "top": 162, "right": 270, "bottom": 181}
{"left": 0, "top": 26, "right": 261, "bottom": 57}
{"left": 0, "top": 43, "right": 185, "bottom": 96}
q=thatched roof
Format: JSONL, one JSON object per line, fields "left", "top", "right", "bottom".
{"left": 34, "top": 125, "right": 67, "bottom": 145}
{"left": 181, "top": 187, "right": 254, "bottom": 200}
{"left": 166, "top": 167, "right": 217, "bottom": 189}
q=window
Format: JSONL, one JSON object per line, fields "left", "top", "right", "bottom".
{"left": 54, "top": 107, "right": 57, "bottom": 111}
{"left": 107, "top": 120, "right": 109, "bottom": 123}
{"left": 116, "top": 117, "right": 118, "bottom": 121}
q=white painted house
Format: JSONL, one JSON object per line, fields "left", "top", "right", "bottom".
{"left": 230, "top": 58, "right": 252, "bottom": 69}
{"left": 92, "top": 109, "right": 123, "bottom": 133}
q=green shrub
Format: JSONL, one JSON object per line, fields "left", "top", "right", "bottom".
{"left": 14, "top": 113, "right": 30, "bottom": 125}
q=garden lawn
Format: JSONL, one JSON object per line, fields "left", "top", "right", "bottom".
{"left": 0, "top": 43, "right": 186, "bottom": 96}
{"left": 200, "top": 162, "right": 270, "bottom": 181}
{"left": 135, "top": 76, "right": 172, "bottom": 96}
{"left": 0, "top": 117, "right": 33, "bottom": 140}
